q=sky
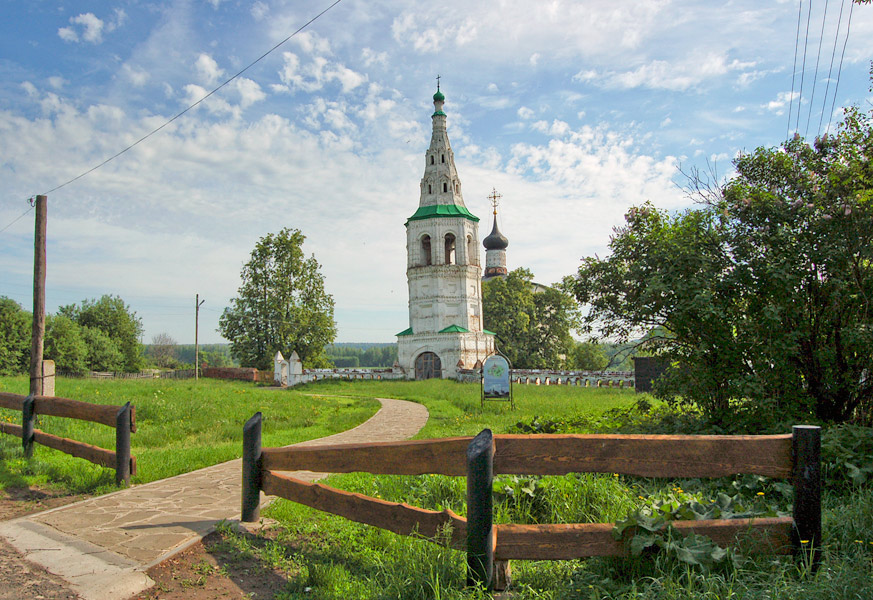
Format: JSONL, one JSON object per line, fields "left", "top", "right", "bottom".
{"left": 1, "top": 0, "right": 872, "bottom": 345}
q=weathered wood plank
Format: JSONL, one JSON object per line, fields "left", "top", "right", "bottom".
{"left": 0, "top": 392, "right": 24, "bottom": 411}
{"left": 0, "top": 422, "right": 23, "bottom": 437}
{"left": 262, "top": 437, "right": 472, "bottom": 476}
{"left": 493, "top": 434, "right": 794, "bottom": 478}
{"left": 0, "top": 392, "right": 136, "bottom": 431}
{"left": 262, "top": 471, "right": 467, "bottom": 548}
{"left": 494, "top": 517, "right": 794, "bottom": 560}
{"left": 32, "top": 429, "right": 117, "bottom": 469}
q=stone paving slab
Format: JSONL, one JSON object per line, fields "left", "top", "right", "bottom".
{"left": 0, "top": 397, "right": 428, "bottom": 600}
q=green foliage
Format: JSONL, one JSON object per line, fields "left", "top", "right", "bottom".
{"left": 821, "top": 424, "right": 873, "bottom": 489}
{"left": 44, "top": 314, "right": 87, "bottom": 373}
{"left": 59, "top": 295, "right": 143, "bottom": 372}
{"left": 324, "top": 343, "right": 397, "bottom": 368}
{"left": 573, "top": 105, "right": 873, "bottom": 423}
{"left": 568, "top": 341, "right": 609, "bottom": 371}
{"left": 219, "top": 228, "right": 336, "bottom": 370}
{"left": 0, "top": 297, "right": 30, "bottom": 374}
{"left": 482, "top": 268, "right": 580, "bottom": 368}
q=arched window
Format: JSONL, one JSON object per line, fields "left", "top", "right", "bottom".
{"left": 443, "top": 182, "right": 447, "bottom": 193}
{"left": 441, "top": 154, "right": 445, "bottom": 163}
{"left": 430, "top": 155, "right": 434, "bottom": 165}
{"left": 428, "top": 184, "right": 432, "bottom": 194}
{"left": 467, "top": 234, "right": 476, "bottom": 266}
{"left": 421, "top": 235, "right": 432, "bottom": 266}
{"left": 445, "top": 233, "right": 456, "bottom": 265}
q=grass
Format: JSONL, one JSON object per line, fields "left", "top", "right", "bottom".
{"left": 0, "top": 375, "right": 379, "bottom": 494}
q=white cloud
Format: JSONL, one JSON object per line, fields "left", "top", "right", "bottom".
{"left": 235, "top": 78, "right": 266, "bottom": 108}
{"left": 517, "top": 106, "right": 535, "bottom": 120}
{"left": 195, "top": 53, "right": 224, "bottom": 86}
{"left": 361, "top": 48, "right": 388, "bottom": 67}
{"left": 47, "top": 76, "right": 67, "bottom": 90}
{"left": 277, "top": 52, "right": 366, "bottom": 94}
{"left": 530, "top": 53, "right": 540, "bottom": 67}
{"left": 577, "top": 54, "right": 756, "bottom": 92}
{"left": 21, "top": 81, "right": 37, "bottom": 97}
{"left": 251, "top": 1, "right": 269, "bottom": 21}
{"left": 764, "top": 91, "right": 799, "bottom": 114}
{"left": 122, "top": 64, "right": 150, "bottom": 87}
{"left": 57, "top": 10, "right": 125, "bottom": 44}
{"left": 487, "top": 83, "right": 499, "bottom": 93}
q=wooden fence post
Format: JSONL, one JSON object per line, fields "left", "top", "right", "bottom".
{"left": 466, "top": 428, "right": 494, "bottom": 590}
{"left": 22, "top": 394, "right": 35, "bottom": 458}
{"left": 792, "top": 425, "right": 821, "bottom": 569}
{"left": 242, "top": 412, "right": 263, "bottom": 523}
{"left": 115, "top": 402, "right": 132, "bottom": 486}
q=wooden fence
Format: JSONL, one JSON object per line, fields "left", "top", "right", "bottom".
{"left": 241, "top": 416, "right": 820, "bottom": 591}
{"left": 0, "top": 392, "right": 137, "bottom": 485}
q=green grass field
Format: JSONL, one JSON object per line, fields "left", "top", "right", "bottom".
{"left": 0, "top": 375, "right": 379, "bottom": 493}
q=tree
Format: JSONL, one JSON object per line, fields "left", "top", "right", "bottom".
{"left": 219, "top": 228, "right": 336, "bottom": 369}
{"left": 572, "top": 103, "right": 873, "bottom": 423}
{"left": 482, "top": 268, "right": 579, "bottom": 369}
{"left": 59, "top": 295, "right": 143, "bottom": 371}
{"left": 0, "top": 297, "right": 30, "bottom": 375}
{"left": 81, "top": 327, "right": 126, "bottom": 371}
{"left": 44, "top": 314, "right": 88, "bottom": 374}
{"left": 568, "top": 341, "right": 608, "bottom": 371}
{"left": 149, "top": 333, "right": 179, "bottom": 368}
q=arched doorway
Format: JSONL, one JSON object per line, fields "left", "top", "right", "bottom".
{"left": 415, "top": 352, "right": 442, "bottom": 380}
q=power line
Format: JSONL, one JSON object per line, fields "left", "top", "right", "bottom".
{"left": 818, "top": 0, "right": 847, "bottom": 135}
{"left": 826, "top": 0, "right": 856, "bottom": 134}
{"left": 804, "top": 0, "right": 830, "bottom": 138}
{"left": 794, "top": 0, "right": 814, "bottom": 135}
{"left": 39, "top": 0, "right": 345, "bottom": 198}
{"left": 788, "top": 0, "right": 804, "bottom": 139}
{"left": 0, "top": 204, "right": 34, "bottom": 235}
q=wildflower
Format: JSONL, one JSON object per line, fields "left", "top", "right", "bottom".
{"left": 756, "top": 492, "right": 765, "bottom": 496}
{"left": 801, "top": 540, "right": 810, "bottom": 545}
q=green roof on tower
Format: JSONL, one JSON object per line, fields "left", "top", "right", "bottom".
{"left": 433, "top": 90, "right": 445, "bottom": 102}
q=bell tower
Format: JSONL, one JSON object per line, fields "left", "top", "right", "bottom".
{"left": 397, "top": 82, "right": 495, "bottom": 379}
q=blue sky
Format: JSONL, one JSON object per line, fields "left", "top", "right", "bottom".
{"left": 2, "top": 0, "right": 872, "bottom": 345}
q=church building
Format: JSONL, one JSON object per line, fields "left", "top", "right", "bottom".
{"left": 396, "top": 86, "right": 495, "bottom": 379}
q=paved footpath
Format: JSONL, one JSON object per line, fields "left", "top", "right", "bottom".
{"left": 0, "top": 397, "right": 428, "bottom": 600}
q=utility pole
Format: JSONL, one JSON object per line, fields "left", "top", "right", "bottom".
{"left": 195, "top": 294, "right": 205, "bottom": 380}
{"left": 29, "top": 195, "right": 47, "bottom": 396}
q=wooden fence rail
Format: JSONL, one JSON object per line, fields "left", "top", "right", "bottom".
{"left": 0, "top": 391, "right": 137, "bottom": 485}
{"left": 242, "top": 414, "right": 820, "bottom": 592}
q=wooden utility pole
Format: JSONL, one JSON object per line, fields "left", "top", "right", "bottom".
{"left": 29, "top": 195, "right": 47, "bottom": 396}
{"left": 195, "top": 294, "right": 205, "bottom": 380}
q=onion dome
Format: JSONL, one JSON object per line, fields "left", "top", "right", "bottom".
{"left": 483, "top": 216, "right": 509, "bottom": 250}
{"left": 433, "top": 89, "right": 445, "bottom": 102}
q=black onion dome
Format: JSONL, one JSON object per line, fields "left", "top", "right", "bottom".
{"left": 483, "top": 217, "right": 509, "bottom": 250}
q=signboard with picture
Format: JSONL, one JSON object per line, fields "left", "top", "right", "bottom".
{"left": 481, "top": 352, "right": 513, "bottom": 409}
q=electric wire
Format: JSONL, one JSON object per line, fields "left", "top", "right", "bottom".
{"left": 826, "top": 0, "right": 856, "bottom": 134}
{"left": 0, "top": 206, "right": 34, "bottom": 234}
{"left": 788, "top": 0, "right": 804, "bottom": 139}
{"left": 794, "top": 0, "right": 815, "bottom": 135}
{"left": 818, "top": 0, "right": 847, "bottom": 135}
{"left": 39, "top": 0, "right": 344, "bottom": 198}
{"left": 804, "top": 0, "right": 830, "bottom": 138}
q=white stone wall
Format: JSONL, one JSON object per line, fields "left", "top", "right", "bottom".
{"left": 398, "top": 331, "right": 494, "bottom": 380}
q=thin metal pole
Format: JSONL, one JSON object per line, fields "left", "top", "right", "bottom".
{"left": 195, "top": 294, "right": 205, "bottom": 380}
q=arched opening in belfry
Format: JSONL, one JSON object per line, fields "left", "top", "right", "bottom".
{"left": 430, "top": 155, "right": 434, "bottom": 165}
{"left": 443, "top": 182, "right": 447, "bottom": 193}
{"left": 441, "top": 154, "right": 445, "bottom": 163}
{"left": 421, "top": 235, "right": 432, "bottom": 266}
{"left": 415, "top": 352, "right": 441, "bottom": 380}
{"left": 467, "top": 234, "right": 476, "bottom": 265}
{"left": 445, "top": 233, "right": 456, "bottom": 265}
{"left": 428, "top": 184, "right": 432, "bottom": 194}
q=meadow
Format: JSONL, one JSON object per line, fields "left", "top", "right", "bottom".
{"left": 0, "top": 376, "right": 870, "bottom": 599}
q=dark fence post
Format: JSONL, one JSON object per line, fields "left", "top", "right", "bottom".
{"left": 115, "top": 402, "right": 132, "bottom": 486}
{"left": 242, "top": 412, "right": 263, "bottom": 523}
{"left": 466, "top": 428, "right": 494, "bottom": 590}
{"left": 22, "top": 394, "right": 35, "bottom": 458}
{"left": 792, "top": 425, "right": 821, "bottom": 569}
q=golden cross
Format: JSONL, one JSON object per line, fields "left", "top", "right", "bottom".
{"left": 488, "top": 188, "right": 502, "bottom": 215}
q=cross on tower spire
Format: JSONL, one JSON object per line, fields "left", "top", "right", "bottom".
{"left": 488, "top": 187, "right": 502, "bottom": 215}
{"left": 436, "top": 74, "right": 441, "bottom": 91}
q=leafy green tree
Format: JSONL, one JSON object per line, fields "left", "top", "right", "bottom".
{"left": 44, "top": 314, "right": 88, "bottom": 374}
{"left": 0, "top": 297, "right": 30, "bottom": 375}
{"left": 59, "top": 295, "right": 143, "bottom": 371}
{"left": 148, "top": 333, "right": 179, "bottom": 368}
{"left": 219, "top": 228, "right": 336, "bottom": 369}
{"left": 81, "top": 327, "right": 126, "bottom": 371}
{"left": 572, "top": 103, "right": 873, "bottom": 423}
{"left": 568, "top": 341, "right": 608, "bottom": 371}
{"left": 482, "top": 268, "right": 579, "bottom": 369}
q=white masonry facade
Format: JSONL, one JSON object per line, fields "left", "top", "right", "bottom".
{"left": 396, "top": 87, "right": 495, "bottom": 379}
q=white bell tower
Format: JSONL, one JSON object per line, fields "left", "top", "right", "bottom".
{"left": 397, "top": 82, "right": 495, "bottom": 379}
